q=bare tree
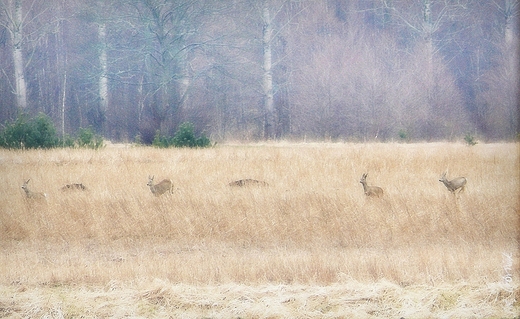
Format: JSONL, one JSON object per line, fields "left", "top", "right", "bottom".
{"left": 0, "top": 0, "right": 28, "bottom": 109}
{"left": 0, "top": 0, "right": 516, "bottom": 142}
{"left": 501, "top": 0, "right": 519, "bottom": 46}
{"left": 262, "top": 2, "right": 275, "bottom": 139}
{"left": 256, "top": 0, "right": 308, "bottom": 139}
{"left": 476, "top": 0, "right": 519, "bottom": 139}
{"left": 0, "top": 0, "right": 68, "bottom": 118}
{"left": 97, "top": 0, "right": 222, "bottom": 141}
{"left": 98, "top": 21, "right": 108, "bottom": 132}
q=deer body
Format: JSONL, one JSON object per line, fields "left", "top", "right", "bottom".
{"left": 147, "top": 176, "right": 173, "bottom": 196}
{"left": 359, "top": 173, "right": 383, "bottom": 197}
{"left": 61, "top": 183, "right": 87, "bottom": 191}
{"left": 439, "top": 172, "right": 466, "bottom": 193}
{"left": 228, "top": 179, "right": 269, "bottom": 187}
{"left": 21, "top": 179, "right": 47, "bottom": 200}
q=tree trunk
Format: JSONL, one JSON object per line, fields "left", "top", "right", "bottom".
{"left": 98, "top": 23, "right": 109, "bottom": 135}
{"left": 504, "top": 0, "right": 515, "bottom": 46}
{"left": 422, "top": 0, "right": 434, "bottom": 104}
{"left": 10, "top": 0, "right": 27, "bottom": 110}
{"left": 61, "top": 65, "right": 67, "bottom": 142}
{"left": 262, "top": 2, "right": 275, "bottom": 140}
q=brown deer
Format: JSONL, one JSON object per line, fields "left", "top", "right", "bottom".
{"left": 21, "top": 179, "right": 47, "bottom": 200}
{"left": 228, "top": 179, "right": 269, "bottom": 187}
{"left": 439, "top": 172, "right": 467, "bottom": 193}
{"left": 61, "top": 183, "right": 87, "bottom": 191}
{"left": 147, "top": 175, "right": 173, "bottom": 196}
{"left": 359, "top": 173, "right": 384, "bottom": 197}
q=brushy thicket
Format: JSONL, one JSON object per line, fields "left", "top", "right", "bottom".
{"left": 0, "top": 113, "right": 58, "bottom": 149}
{"left": 152, "top": 122, "right": 211, "bottom": 148}
{"left": 74, "top": 127, "right": 104, "bottom": 149}
{"left": 464, "top": 133, "right": 478, "bottom": 146}
{"left": 0, "top": 113, "right": 103, "bottom": 149}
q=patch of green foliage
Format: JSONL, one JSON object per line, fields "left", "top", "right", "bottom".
{"left": 152, "top": 132, "right": 172, "bottom": 148}
{"left": 464, "top": 133, "right": 478, "bottom": 146}
{"left": 153, "top": 122, "right": 211, "bottom": 148}
{"left": 398, "top": 129, "right": 410, "bottom": 142}
{"left": 0, "top": 113, "right": 104, "bottom": 149}
{"left": 0, "top": 113, "right": 59, "bottom": 149}
{"left": 76, "top": 127, "right": 104, "bottom": 149}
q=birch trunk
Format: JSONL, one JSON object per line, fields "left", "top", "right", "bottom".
{"left": 504, "top": 0, "right": 515, "bottom": 47}
{"left": 262, "top": 3, "right": 275, "bottom": 139}
{"left": 422, "top": 0, "right": 434, "bottom": 104}
{"left": 61, "top": 66, "right": 67, "bottom": 142}
{"left": 10, "top": 0, "right": 27, "bottom": 110}
{"left": 98, "top": 23, "right": 109, "bottom": 134}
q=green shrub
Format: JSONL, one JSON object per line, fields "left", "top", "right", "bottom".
{"left": 398, "top": 129, "right": 409, "bottom": 142}
{"left": 61, "top": 134, "right": 76, "bottom": 148}
{"left": 0, "top": 114, "right": 104, "bottom": 149}
{"left": 172, "top": 122, "right": 211, "bottom": 148}
{"left": 76, "top": 127, "right": 104, "bottom": 149}
{"left": 153, "top": 122, "right": 211, "bottom": 148}
{"left": 464, "top": 133, "right": 477, "bottom": 146}
{"left": 134, "top": 134, "right": 143, "bottom": 145}
{"left": 0, "top": 113, "right": 59, "bottom": 149}
{"left": 152, "top": 130, "right": 173, "bottom": 148}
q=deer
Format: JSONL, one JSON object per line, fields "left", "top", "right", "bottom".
{"left": 21, "top": 179, "right": 47, "bottom": 200}
{"left": 359, "top": 173, "right": 384, "bottom": 197}
{"left": 61, "top": 183, "right": 87, "bottom": 191}
{"left": 439, "top": 172, "right": 467, "bottom": 194}
{"left": 228, "top": 179, "right": 269, "bottom": 187}
{"left": 147, "top": 175, "right": 173, "bottom": 196}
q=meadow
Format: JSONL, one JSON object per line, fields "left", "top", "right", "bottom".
{"left": 0, "top": 142, "right": 518, "bottom": 318}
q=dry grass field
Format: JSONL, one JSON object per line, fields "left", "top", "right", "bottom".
{"left": 0, "top": 142, "right": 518, "bottom": 318}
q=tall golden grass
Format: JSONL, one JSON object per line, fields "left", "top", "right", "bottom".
{"left": 0, "top": 142, "right": 518, "bottom": 317}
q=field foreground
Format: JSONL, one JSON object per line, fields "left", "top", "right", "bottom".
{"left": 0, "top": 280, "right": 518, "bottom": 318}
{"left": 0, "top": 142, "right": 519, "bottom": 318}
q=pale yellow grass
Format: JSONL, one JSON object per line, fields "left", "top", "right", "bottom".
{"left": 0, "top": 280, "right": 517, "bottom": 318}
{"left": 0, "top": 142, "right": 518, "bottom": 318}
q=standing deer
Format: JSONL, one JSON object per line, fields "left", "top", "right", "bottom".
{"left": 359, "top": 173, "right": 384, "bottom": 197}
{"left": 439, "top": 172, "right": 467, "bottom": 193}
{"left": 147, "top": 175, "right": 173, "bottom": 196}
{"left": 21, "top": 179, "right": 47, "bottom": 200}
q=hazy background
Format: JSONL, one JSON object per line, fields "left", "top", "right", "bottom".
{"left": 0, "top": 0, "right": 518, "bottom": 142}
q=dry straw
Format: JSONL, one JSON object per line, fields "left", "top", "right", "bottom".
{"left": 0, "top": 142, "right": 518, "bottom": 317}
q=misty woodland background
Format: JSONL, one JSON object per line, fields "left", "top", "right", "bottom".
{"left": 0, "top": 0, "right": 518, "bottom": 142}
